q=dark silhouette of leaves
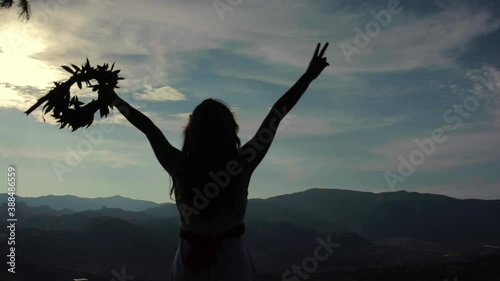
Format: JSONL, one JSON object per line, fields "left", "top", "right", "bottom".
{"left": 17, "top": 0, "right": 29, "bottom": 20}
{"left": 0, "top": 0, "right": 13, "bottom": 9}
{"left": 25, "top": 59, "right": 125, "bottom": 131}
{"left": 61, "top": 65, "right": 74, "bottom": 74}
{"left": 71, "top": 64, "right": 81, "bottom": 72}
{"left": 1, "top": 0, "right": 31, "bottom": 21}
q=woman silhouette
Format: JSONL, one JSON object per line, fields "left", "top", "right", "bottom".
{"left": 106, "top": 43, "right": 329, "bottom": 281}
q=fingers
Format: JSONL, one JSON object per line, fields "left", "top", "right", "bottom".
{"left": 314, "top": 43, "right": 320, "bottom": 58}
{"left": 319, "top": 42, "right": 329, "bottom": 58}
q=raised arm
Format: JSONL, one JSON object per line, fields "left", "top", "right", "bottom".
{"left": 107, "top": 91, "right": 182, "bottom": 175}
{"left": 240, "top": 43, "right": 330, "bottom": 174}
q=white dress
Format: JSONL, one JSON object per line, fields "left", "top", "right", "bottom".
{"left": 169, "top": 155, "right": 257, "bottom": 281}
{"left": 169, "top": 232, "right": 257, "bottom": 281}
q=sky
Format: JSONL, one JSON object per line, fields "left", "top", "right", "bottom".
{"left": 1, "top": 0, "right": 500, "bottom": 203}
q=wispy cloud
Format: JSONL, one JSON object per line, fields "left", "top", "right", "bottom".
{"left": 361, "top": 131, "right": 500, "bottom": 172}
{"left": 133, "top": 85, "right": 186, "bottom": 102}
{"left": 0, "top": 145, "right": 146, "bottom": 168}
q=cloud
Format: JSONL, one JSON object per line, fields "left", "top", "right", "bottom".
{"left": 329, "top": 6, "right": 500, "bottom": 74}
{"left": 0, "top": 146, "right": 62, "bottom": 161}
{"left": 466, "top": 65, "right": 500, "bottom": 125}
{"left": 359, "top": 64, "right": 500, "bottom": 172}
{"left": 133, "top": 85, "right": 186, "bottom": 102}
{"left": 265, "top": 155, "right": 323, "bottom": 181}
{"left": 3, "top": 0, "right": 498, "bottom": 102}
{"left": 147, "top": 111, "right": 190, "bottom": 134}
{"left": 426, "top": 65, "right": 500, "bottom": 133}
{"left": 349, "top": 113, "right": 411, "bottom": 132}
{"left": 94, "top": 111, "right": 130, "bottom": 127}
{"left": 237, "top": 113, "right": 336, "bottom": 139}
{"left": 0, "top": 145, "right": 146, "bottom": 168}
{"left": 88, "top": 150, "right": 147, "bottom": 168}
{"left": 361, "top": 131, "right": 500, "bottom": 172}
{"left": 168, "top": 112, "right": 191, "bottom": 120}
{"left": 0, "top": 83, "right": 40, "bottom": 111}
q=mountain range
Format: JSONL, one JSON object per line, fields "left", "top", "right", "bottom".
{"left": 1, "top": 188, "right": 499, "bottom": 280}
{"left": 2, "top": 189, "right": 500, "bottom": 243}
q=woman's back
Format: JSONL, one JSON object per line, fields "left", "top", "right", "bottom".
{"left": 173, "top": 150, "right": 252, "bottom": 235}
{"left": 169, "top": 150, "right": 258, "bottom": 280}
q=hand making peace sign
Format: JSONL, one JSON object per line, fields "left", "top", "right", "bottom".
{"left": 305, "top": 42, "right": 330, "bottom": 80}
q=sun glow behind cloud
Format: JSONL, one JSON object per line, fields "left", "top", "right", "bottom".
{"left": 0, "top": 23, "right": 64, "bottom": 88}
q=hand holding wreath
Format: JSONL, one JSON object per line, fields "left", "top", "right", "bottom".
{"left": 25, "top": 59, "right": 124, "bottom": 131}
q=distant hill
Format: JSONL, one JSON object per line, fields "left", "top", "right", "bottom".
{"left": 2, "top": 188, "right": 500, "bottom": 280}
{"left": 245, "top": 198, "right": 341, "bottom": 232}
{"left": 266, "top": 189, "right": 500, "bottom": 243}
{"left": 0, "top": 193, "right": 160, "bottom": 212}
{"left": 141, "top": 202, "right": 178, "bottom": 218}
{"left": 0, "top": 201, "right": 75, "bottom": 218}
{"left": 2, "top": 188, "right": 500, "bottom": 244}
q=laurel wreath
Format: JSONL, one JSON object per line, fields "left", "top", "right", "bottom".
{"left": 25, "top": 58, "right": 124, "bottom": 131}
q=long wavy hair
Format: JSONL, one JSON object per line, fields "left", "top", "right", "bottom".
{"left": 169, "top": 98, "right": 242, "bottom": 220}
